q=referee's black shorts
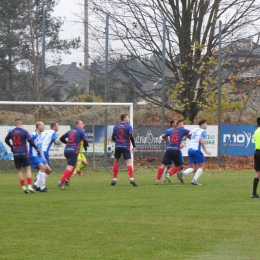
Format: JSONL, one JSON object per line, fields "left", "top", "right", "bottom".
{"left": 254, "top": 150, "right": 260, "bottom": 171}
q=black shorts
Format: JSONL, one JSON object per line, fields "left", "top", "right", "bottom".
{"left": 161, "top": 149, "right": 182, "bottom": 167}
{"left": 114, "top": 148, "right": 131, "bottom": 160}
{"left": 64, "top": 150, "right": 78, "bottom": 167}
{"left": 14, "top": 156, "right": 31, "bottom": 169}
{"left": 254, "top": 150, "right": 260, "bottom": 171}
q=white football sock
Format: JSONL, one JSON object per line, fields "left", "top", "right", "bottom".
{"left": 194, "top": 168, "right": 203, "bottom": 181}
{"left": 38, "top": 171, "right": 46, "bottom": 190}
{"left": 163, "top": 168, "right": 169, "bottom": 175}
{"left": 182, "top": 168, "right": 194, "bottom": 175}
{"left": 34, "top": 171, "right": 41, "bottom": 187}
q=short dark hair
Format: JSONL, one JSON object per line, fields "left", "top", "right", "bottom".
{"left": 176, "top": 119, "right": 183, "bottom": 126}
{"left": 257, "top": 117, "right": 260, "bottom": 127}
{"left": 170, "top": 119, "right": 177, "bottom": 127}
{"left": 121, "top": 114, "right": 129, "bottom": 121}
{"left": 198, "top": 119, "right": 207, "bottom": 126}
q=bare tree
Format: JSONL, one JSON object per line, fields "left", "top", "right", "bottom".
{"left": 88, "top": 0, "right": 260, "bottom": 123}
{"left": 18, "top": 0, "right": 81, "bottom": 101}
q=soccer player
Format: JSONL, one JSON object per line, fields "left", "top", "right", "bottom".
{"left": 33, "top": 121, "right": 60, "bottom": 190}
{"left": 58, "top": 120, "right": 88, "bottom": 190}
{"left": 111, "top": 113, "right": 138, "bottom": 187}
{"left": 251, "top": 117, "right": 260, "bottom": 198}
{"left": 178, "top": 119, "right": 211, "bottom": 185}
{"left": 72, "top": 140, "right": 88, "bottom": 177}
{"left": 5, "top": 119, "right": 39, "bottom": 193}
{"left": 160, "top": 119, "right": 177, "bottom": 184}
{"left": 29, "top": 121, "right": 52, "bottom": 192}
{"left": 42, "top": 121, "right": 60, "bottom": 165}
{"left": 165, "top": 120, "right": 189, "bottom": 182}
{"left": 155, "top": 120, "right": 190, "bottom": 184}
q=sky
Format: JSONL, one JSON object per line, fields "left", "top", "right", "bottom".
{"left": 51, "top": 0, "right": 85, "bottom": 66}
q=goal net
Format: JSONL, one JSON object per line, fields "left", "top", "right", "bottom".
{"left": 0, "top": 101, "right": 133, "bottom": 171}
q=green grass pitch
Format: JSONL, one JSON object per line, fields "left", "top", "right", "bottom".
{"left": 0, "top": 168, "right": 258, "bottom": 260}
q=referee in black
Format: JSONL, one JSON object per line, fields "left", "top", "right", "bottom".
{"left": 252, "top": 117, "right": 260, "bottom": 198}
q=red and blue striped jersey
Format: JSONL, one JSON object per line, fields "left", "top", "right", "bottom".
{"left": 62, "top": 128, "right": 87, "bottom": 154}
{"left": 113, "top": 123, "right": 133, "bottom": 150}
{"left": 5, "top": 128, "right": 31, "bottom": 157}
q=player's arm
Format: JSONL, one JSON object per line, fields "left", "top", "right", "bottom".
{"left": 83, "top": 139, "right": 89, "bottom": 151}
{"left": 130, "top": 133, "right": 136, "bottom": 149}
{"left": 53, "top": 132, "right": 62, "bottom": 145}
{"left": 5, "top": 135, "right": 13, "bottom": 151}
{"left": 54, "top": 140, "right": 62, "bottom": 145}
{"left": 27, "top": 139, "right": 38, "bottom": 151}
{"left": 186, "top": 131, "right": 191, "bottom": 140}
{"left": 159, "top": 134, "right": 167, "bottom": 141}
{"left": 26, "top": 132, "right": 39, "bottom": 154}
{"left": 112, "top": 132, "right": 116, "bottom": 142}
{"left": 200, "top": 137, "right": 211, "bottom": 155}
{"left": 60, "top": 134, "right": 67, "bottom": 144}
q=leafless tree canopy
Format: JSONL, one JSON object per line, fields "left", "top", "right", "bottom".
{"left": 88, "top": 0, "right": 260, "bottom": 123}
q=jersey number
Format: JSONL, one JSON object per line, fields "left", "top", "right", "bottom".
{"left": 13, "top": 135, "right": 22, "bottom": 146}
{"left": 170, "top": 132, "right": 178, "bottom": 144}
{"left": 119, "top": 129, "right": 124, "bottom": 139}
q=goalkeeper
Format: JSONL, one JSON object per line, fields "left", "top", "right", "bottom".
{"left": 72, "top": 141, "right": 88, "bottom": 177}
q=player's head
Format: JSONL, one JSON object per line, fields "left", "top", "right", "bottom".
{"left": 257, "top": 118, "right": 260, "bottom": 127}
{"left": 170, "top": 119, "right": 177, "bottom": 128}
{"left": 50, "top": 121, "right": 59, "bottom": 131}
{"left": 176, "top": 119, "right": 184, "bottom": 128}
{"left": 14, "top": 119, "right": 22, "bottom": 127}
{"left": 36, "top": 121, "right": 45, "bottom": 132}
{"left": 198, "top": 119, "right": 207, "bottom": 129}
{"left": 75, "top": 120, "right": 84, "bottom": 129}
{"left": 121, "top": 114, "right": 130, "bottom": 123}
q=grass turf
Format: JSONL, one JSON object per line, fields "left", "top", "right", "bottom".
{"left": 0, "top": 168, "right": 258, "bottom": 260}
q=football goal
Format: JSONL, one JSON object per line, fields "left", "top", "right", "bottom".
{"left": 0, "top": 101, "right": 134, "bottom": 170}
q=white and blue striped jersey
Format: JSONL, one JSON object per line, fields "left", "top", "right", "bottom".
{"left": 29, "top": 131, "right": 45, "bottom": 157}
{"left": 189, "top": 127, "right": 207, "bottom": 151}
{"left": 41, "top": 130, "right": 58, "bottom": 154}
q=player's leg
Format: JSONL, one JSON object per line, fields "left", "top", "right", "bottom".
{"left": 252, "top": 150, "right": 260, "bottom": 198}
{"left": 111, "top": 149, "right": 121, "bottom": 186}
{"left": 14, "top": 157, "right": 28, "bottom": 193}
{"left": 72, "top": 153, "right": 81, "bottom": 177}
{"left": 58, "top": 151, "right": 77, "bottom": 190}
{"left": 124, "top": 151, "right": 137, "bottom": 187}
{"left": 191, "top": 151, "right": 205, "bottom": 185}
{"left": 156, "top": 150, "right": 171, "bottom": 184}
{"left": 181, "top": 149, "right": 196, "bottom": 177}
{"left": 162, "top": 163, "right": 171, "bottom": 184}
{"left": 166, "top": 151, "right": 182, "bottom": 182}
{"left": 17, "top": 168, "right": 28, "bottom": 193}
{"left": 169, "top": 151, "right": 183, "bottom": 176}
{"left": 38, "top": 163, "right": 50, "bottom": 192}
{"left": 75, "top": 153, "right": 87, "bottom": 176}
{"left": 23, "top": 157, "right": 35, "bottom": 193}
{"left": 78, "top": 154, "right": 88, "bottom": 175}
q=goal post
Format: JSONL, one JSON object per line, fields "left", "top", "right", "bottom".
{"left": 0, "top": 101, "right": 134, "bottom": 169}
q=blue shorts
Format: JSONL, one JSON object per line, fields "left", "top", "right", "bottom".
{"left": 64, "top": 150, "right": 78, "bottom": 167}
{"left": 14, "top": 156, "right": 31, "bottom": 169}
{"left": 188, "top": 148, "right": 205, "bottom": 164}
{"left": 114, "top": 148, "right": 131, "bottom": 160}
{"left": 44, "top": 151, "right": 50, "bottom": 166}
{"left": 30, "top": 155, "right": 47, "bottom": 169}
{"left": 161, "top": 149, "right": 182, "bottom": 167}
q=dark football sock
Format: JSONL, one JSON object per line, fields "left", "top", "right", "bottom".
{"left": 253, "top": 178, "right": 259, "bottom": 195}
